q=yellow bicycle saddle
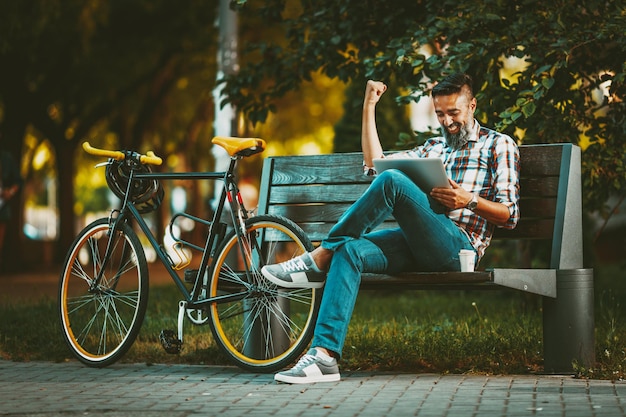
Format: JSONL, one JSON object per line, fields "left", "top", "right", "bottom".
{"left": 211, "top": 136, "right": 266, "bottom": 157}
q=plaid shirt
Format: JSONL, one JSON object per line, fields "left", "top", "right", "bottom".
{"left": 369, "top": 121, "right": 520, "bottom": 260}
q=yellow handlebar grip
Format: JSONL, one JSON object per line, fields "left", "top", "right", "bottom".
{"left": 140, "top": 151, "right": 163, "bottom": 166}
{"left": 83, "top": 142, "right": 125, "bottom": 161}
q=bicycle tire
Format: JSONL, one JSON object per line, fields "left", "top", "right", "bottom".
{"left": 208, "top": 214, "right": 319, "bottom": 373}
{"left": 58, "top": 218, "right": 149, "bottom": 367}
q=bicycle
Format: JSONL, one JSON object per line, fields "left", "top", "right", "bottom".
{"left": 58, "top": 137, "right": 320, "bottom": 372}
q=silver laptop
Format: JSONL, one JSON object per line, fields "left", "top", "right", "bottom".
{"left": 373, "top": 157, "right": 450, "bottom": 191}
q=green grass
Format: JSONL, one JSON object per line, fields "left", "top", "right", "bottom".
{"left": 341, "top": 291, "right": 544, "bottom": 375}
{"left": 1, "top": 263, "right": 624, "bottom": 380}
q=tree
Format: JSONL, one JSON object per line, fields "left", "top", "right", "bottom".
{"left": 0, "top": 0, "right": 218, "bottom": 261}
{"left": 221, "top": 0, "right": 626, "bottom": 217}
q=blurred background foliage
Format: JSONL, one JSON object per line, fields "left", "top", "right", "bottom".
{"left": 224, "top": 0, "right": 625, "bottom": 210}
{"left": 0, "top": 0, "right": 623, "bottom": 273}
{"left": 222, "top": 0, "right": 626, "bottom": 271}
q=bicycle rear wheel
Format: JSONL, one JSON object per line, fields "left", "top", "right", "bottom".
{"left": 58, "top": 218, "right": 149, "bottom": 367}
{"left": 208, "top": 214, "right": 319, "bottom": 372}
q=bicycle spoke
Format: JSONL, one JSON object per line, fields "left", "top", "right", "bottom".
{"left": 66, "top": 294, "right": 98, "bottom": 315}
{"left": 263, "top": 286, "right": 315, "bottom": 305}
{"left": 213, "top": 298, "right": 249, "bottom": 322}
{"left": 71, "top": 259, "right": 94, "bottom": 286}
{"left": 217, "top": 263, "right": 249, "bottom": 286}
{"left": 102, "top": 297, "right": 127, "bottom": 348}
{"left": 107, "top": 291, "right": 140, "bottom": 309}
{"left": 74, "top": 299, "right": 103, "bottom": 346}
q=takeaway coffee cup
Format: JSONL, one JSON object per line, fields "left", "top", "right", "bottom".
{"left": 459, "top": 249, "right": 475, "bottom": 272}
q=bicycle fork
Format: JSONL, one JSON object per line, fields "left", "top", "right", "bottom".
{"left": 89, "top": 167, "right": 140, "bottom": 294}
{"left": 88, "top": 210, "right": 127, "bottom": 294}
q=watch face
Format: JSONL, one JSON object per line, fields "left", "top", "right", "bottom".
{"left": 467, "top": 195, "right": 478, "bottom": 210}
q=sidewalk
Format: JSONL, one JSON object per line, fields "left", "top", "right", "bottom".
{"left": 0, "top": 359, "right": 625, "bottom": 416}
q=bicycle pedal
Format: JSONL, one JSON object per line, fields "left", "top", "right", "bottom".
{"left": 159, "top": 329, "right": 182, "bottom": 354}
{"left": 184, "top": 269, "right": 198, "bottom": 283}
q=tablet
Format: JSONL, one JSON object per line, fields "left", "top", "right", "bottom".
{"left": 373, "top": 157, "right": 451, "bottom": 191}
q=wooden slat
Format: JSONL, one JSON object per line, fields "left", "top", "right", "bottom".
{"left": 359, "top": 271, "right": 493, "bottom": 290}
{"left": 518, "top": 144, "right": 564, "bottom": 177}
{"left": 267, "top": 203, "right": 352, "bottom": 224}
{"left": 268, "top": 201, "right": 557, "bottom": 231}
{"left": 292, "top": 222, "right": 397, "bottom": 243}
{"left": 267, "top": 192, "right": 558, "bottom": 223}
{"left": 268, "top": 183, "right": 371, "bottom": 205}
{"left": 270, "top": 153, "right": 365, "bottom": 185}
{"left": 518, "top": 198, "right": 558, "bottom": 218}
{"left": 520, "top": 177, "right": 559, "bottom": 197}
{"left": 269, "top": 177, "right": 558, "bottom": 204}
{"left": 268, "top": 146, "right": 565, "bottom": 186}
{"left": 492, "top": 219, "right": 555, "bottom": 239}
{"left": 287, "top": 217, "right": 555, "bottom": 242}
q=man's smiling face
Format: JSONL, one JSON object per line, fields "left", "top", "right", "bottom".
{"left": 433, "top": 89, "right": 477, "bottom": 149}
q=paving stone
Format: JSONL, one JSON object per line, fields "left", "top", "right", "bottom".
{"left": 0, "top": 360, "right": 624, "bottom": 416}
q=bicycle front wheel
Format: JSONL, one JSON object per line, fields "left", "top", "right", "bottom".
{"left": 58, "top": 218, "right": 149, "bottom": 367}
{"left": 208, "top": 214, "right": 319, "bottom": 373}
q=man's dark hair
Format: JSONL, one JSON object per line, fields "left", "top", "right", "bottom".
{"left": 431, "top": 73, "right": 474, "bottom": 99}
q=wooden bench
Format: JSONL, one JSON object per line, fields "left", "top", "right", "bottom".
{"left": 258, "top": 143, "right": 594, "bottom": 372}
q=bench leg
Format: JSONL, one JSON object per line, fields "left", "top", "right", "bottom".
{"left": 243, "top": 294, "right": 290, "bottom": 359}
{"left": 542, "top": 268, "right": 595, "bottom": 373}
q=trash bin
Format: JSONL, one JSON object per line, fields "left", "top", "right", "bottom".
{"left": 543, "top": 268, "right": 595, "bottom": 373}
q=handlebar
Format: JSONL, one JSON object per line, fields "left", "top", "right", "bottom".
{"left": 141, "top": 151, "right": 162, "bottom": 166}
{"left": 83, "top": 142, "right": 163, "bottom": 166}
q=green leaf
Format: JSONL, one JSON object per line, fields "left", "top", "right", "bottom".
{"left": 522, "top": 101, "right": 536, "bottom": 118}
{"left": 541, "top": 78, "right": 555, "bottom": 89}
{"left": 534, "top": 64, "right": 553, "bottom": 76}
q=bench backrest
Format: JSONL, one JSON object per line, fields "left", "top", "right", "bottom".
{"left": 258, "top": 143, "right": 582, "bottom": 270}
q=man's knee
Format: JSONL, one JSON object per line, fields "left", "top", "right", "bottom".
{"left": 333, "top": 242, "right": 363, "bottom": 270}
{"left": 333, "top": 239, "right": 387, "bottom": 274}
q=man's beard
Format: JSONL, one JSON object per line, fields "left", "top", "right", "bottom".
{"left": 442, "top": 122, "right": 473, "bottom": 149}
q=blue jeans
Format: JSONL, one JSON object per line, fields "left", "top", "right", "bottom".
{"left": 312, "top": 169, "right": 474, "bottom": 358}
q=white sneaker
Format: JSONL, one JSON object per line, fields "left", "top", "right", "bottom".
{"left": 261, "top": 253, "right": 326, "bottom": 289}
{"left": 275, "top": 348, "right": 340, "bottom": 384}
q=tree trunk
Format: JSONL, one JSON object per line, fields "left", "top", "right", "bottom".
{"left": 55, "top": 139, "right": 78, "bottom": 262}
{"left": 0, "top": 100, "right": 29, "bottom": 271}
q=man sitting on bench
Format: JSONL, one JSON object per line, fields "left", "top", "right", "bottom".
{"left": 261, "top": 73, "right": 521, "bottom": 384}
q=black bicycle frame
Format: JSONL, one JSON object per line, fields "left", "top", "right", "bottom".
{"left": 100, "top": 156, "right": 251, "bottom": 308}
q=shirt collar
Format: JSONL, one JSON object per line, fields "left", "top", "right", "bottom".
{"left": 468, "top": 119, "right": 481, "bottom": 142}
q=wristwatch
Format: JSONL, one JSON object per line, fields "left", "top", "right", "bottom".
{"left": 466, "top": 193, "right": 478, "bottom": 211}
